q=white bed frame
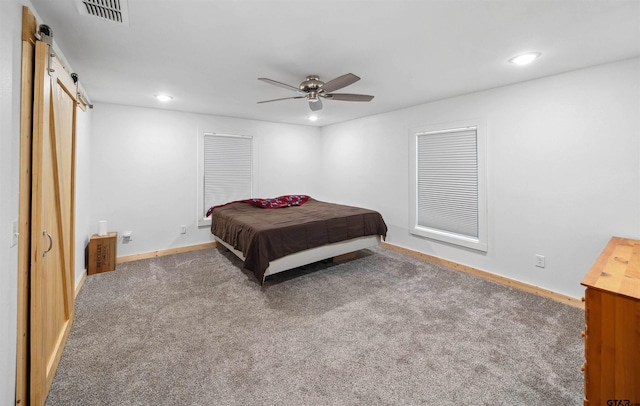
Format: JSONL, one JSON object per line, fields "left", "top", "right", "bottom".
{"left": 214, "top": 235, "right": 381, "bottom": 282}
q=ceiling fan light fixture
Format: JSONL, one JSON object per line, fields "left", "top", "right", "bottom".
{"left": 508, "top": 52, "right": 541, "bottom": 66}
{"left": 308, "top": 91, "right": 320, "bottom": 102}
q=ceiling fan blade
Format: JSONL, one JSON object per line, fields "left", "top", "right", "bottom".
{"left": 257, "top": 96, "right": 305, "bottom": 104}
{"left": 258, "top": 78, "right": 301, "bottom": 93}
{"left": 321, "top": 73, "right": 360, "bottom": 93}
{"left": 309, "top": 98, "right": 323, "bottom": 111}
{"left": 324, "top": 93, "right": 374, "bottom": 102}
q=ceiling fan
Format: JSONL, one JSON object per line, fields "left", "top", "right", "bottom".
{"left": 257, "top": 73, "right": 374, "bottom": 112}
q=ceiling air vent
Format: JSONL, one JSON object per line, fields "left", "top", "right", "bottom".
{"left": 76, "top": 0, "right": 130, "bottom": 26}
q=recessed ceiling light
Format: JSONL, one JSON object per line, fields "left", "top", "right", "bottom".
{"left": 155, "top": 94, "right": 173, "bottom": 102}
{"left": 308, "top": 115, "right": 319, "bottom": 122}
{"left": 508, "top": 52, "right": 541, "bottom": 66}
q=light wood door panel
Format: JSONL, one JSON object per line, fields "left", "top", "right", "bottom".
{"left": 30, "top": 40, "right": 76, "bottom": 406}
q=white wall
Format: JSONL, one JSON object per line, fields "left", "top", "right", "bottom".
{"left": 90, "top": 103, "right": 321, "bottom": 257}
{"left": 319, "top": 58, "right": 640, "bottom": 299}
{"left": 0, "top": 0, "right": 29, "bottom": 402}
{"left": 75, "top": 107, "right": 92, "bottom": 287}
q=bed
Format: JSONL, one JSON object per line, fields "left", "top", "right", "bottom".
{"left": 209, "top": 196, "right": 387, "bottom": 283}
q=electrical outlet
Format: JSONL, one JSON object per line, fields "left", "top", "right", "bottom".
{"left": 535, "top": 254, "right": 546, "bottom": 268}
{"left": 180, "top": 225, "right": 187, "bottom": 234}
{"left": 123, "top": 231, "right": 133, "bottom": 242}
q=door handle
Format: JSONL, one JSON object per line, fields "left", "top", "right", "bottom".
{"left": 43, "top": 230, "right": 53, "bottom": 257}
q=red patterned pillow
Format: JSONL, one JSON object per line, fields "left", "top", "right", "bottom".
{"left": 206, "top": 195, "right": 310, "bottom": 217}
{"left": 244, "top": 195, "right": 310, "bottom": 209}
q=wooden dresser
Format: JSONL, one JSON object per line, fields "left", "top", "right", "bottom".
{"left": 581, "top": 237, "right": 640, "bottom": 406}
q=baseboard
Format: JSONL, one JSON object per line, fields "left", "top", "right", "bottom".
{"left": 116, "top": 241, "right": 218, "bottom": 264}
{"left": 380, "top": 242, "right": 584, "bottom": 309}
{"left": 75, "top": 269, "right": 87, "bottom": 298}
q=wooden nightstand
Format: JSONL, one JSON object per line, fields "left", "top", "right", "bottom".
{"left": 88, "top": 232, "right": 117, "bottom": 275}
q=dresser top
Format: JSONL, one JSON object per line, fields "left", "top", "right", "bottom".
{"left": 581, "top": 236, "right": 640, "bottom": 300}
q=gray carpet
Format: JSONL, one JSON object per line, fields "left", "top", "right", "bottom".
{"left": 46, "top": 246, "right": 584, "bottom": 405}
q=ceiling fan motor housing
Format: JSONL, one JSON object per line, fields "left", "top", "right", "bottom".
{"left": 300, "top": 76, "right": 324, "bottom": 92}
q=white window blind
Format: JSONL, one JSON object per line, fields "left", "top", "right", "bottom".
{"left": 416, "top": 128, "right": 478, "bottom": 237}
{"left": 409, "top": 120, "right": 487, "bottom": 252}
{"left": 203, "top": 133, "right": 252, "bottom": 216}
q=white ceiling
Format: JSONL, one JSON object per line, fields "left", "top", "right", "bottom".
{"left": 30, "top": 0, "right": 640, "bottom": 127}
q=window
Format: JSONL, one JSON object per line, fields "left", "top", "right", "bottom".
{"left": 409, "top": 119, "right": 487, "bottom": 252}
{"left": 197, "top": 133, "right": 253, "bottom": 226}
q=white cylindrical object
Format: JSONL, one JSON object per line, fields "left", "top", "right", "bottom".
{"left": 98, "top": 220, "right": 107, "bottom": 236}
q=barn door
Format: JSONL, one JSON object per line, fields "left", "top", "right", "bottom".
{"left": 30, "top": 39, "right": 76, "bottom": 406}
